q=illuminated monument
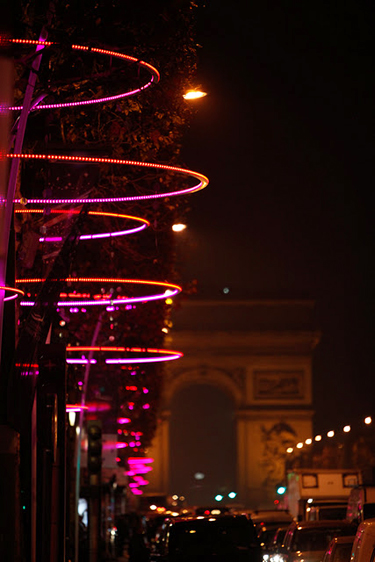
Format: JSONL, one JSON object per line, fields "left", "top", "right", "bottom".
{"left": 147, "top": 299, "right": 320, "bottom": 508}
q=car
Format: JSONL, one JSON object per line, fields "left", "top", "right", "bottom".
{"left": 250, "top": 510, "right": 294, "bottom": 536}
{"left": 195, "top": 506, "right": 231, "bottom": 516}
{"left": 150, "top": 514, "right": 262, "bottom": 561}
{"left": 321, "top": 536, "right": 355, "bottom": 562}
{"left": 261, "top": 526, "right": 289, "bottom": 562}
{"left": 275, "top": 520, "right": 358, "bottom": 562}
{"left": 350, "top": 517, "right": 375, "bottom": 562}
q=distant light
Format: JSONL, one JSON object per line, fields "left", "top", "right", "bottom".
{"left": 183, "top": 90, "right": 207, "bottom": 100}
{"left": 68, "top": 411, "right": 76, "bottom": 427}
{"left": 307, "top": 498, "right": 313, "bottom": 504}
{"left": 365, "top": 417, "right": 372, "bottom": 425}
{"left": 327, "top": 430, "right": 335, "bottom": 438}
{"left": 305, "top": 438, "right": 312, "bottom": 445}
{"left": 194, "top": 472, "right": 205, "bottom": 481}
{"left": 276, "top": 486, "right": 286, "bottom": 495}
{"left": 315, "top": 435, "right": 322, "bottom": 442}
{"left": 223, "top": 287, "right": 230, "bottom": 294}
{"left": 343, "top": 425, "right": 351, "bottom": 433}
{"left": 286, "top": 447, "right": 293, "bottom": 454}
{"left": 296, "top": 442, "right": 303, "bottom": 449}
{"left": 215, "top": 494, "right": 224, "bottom": 502}
{"left": 228, "top": 492, "right": 237, "bottom": 499}
{"left": 165, "top": 298, "right": 173, "bottom": 305}
{"left": 172, "top": 223, "right": 187, "bottom": 232}
{"left": 150, "top": 504, "right": 157, "bottom": 511}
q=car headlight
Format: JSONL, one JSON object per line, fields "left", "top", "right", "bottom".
{"left": 271, "top": 554, "right": 285, "bottom": 562}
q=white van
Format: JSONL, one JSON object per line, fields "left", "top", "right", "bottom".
{"left": 351, "top": 518, "right": 375, "bottom": 562}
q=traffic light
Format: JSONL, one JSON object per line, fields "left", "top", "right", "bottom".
{"left": 276, "top": 484, "right": 287, "bottom": 495}
{"left": 87, "top": 420, "right": 102, "bottom": 475}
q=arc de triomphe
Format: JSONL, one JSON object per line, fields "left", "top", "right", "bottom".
{"left": 146, "top": 299, "right": 320, "bottom": 508}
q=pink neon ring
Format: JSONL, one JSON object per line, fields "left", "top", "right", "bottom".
{"left": 5, "top": 39, "right": 160, "bottom": 111}
{"left": 66, "top": 346, "right": 183, "bottom": 364}
{"left": 14, "top": 209, "right": 150, "bottom": 241}
{"left": 16, "top": 277, "right": 181, "bottom": 307}
{"left": 7, "top": 153, "right": 209, "bottom": 203}
{"left": 66, "top": 404, "right": 88, "bottom": 413}
{"left": 0, "top": 285, "right": 25, "bottom": 302}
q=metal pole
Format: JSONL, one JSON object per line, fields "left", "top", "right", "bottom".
{"left": 74, "top": 313, "right": 104, "bottom": 562}
{"left": 0, "top": 32, "right": 49, "bottom": 367}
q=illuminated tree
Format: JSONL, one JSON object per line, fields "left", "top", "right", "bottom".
{"left": 13, "top": 0, "right": 200, "bottom": 453}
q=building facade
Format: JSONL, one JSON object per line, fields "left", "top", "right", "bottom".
{"left": 146, "top": 300, "right": 320, "bottom": 508}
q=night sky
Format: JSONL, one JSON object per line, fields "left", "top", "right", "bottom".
{"left": 177, "top": 1, "right": 375, "bottom": 434}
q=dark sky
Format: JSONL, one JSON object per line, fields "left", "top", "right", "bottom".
{"left": 178, "top": 1, "right": 375, "bottom": 433}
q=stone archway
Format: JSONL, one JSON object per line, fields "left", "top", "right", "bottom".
{"left": 146, "top": 300, "right": 320, "bottom": 508}
{"left": 168, "top": 379, "right": 237, "bottom": 506}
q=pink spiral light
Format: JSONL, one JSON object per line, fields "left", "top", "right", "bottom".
{"left": 4, "top": 39, "right": 160, "bottom": 111}
{"left": 0, "top": 285, "right": 25, "bottom": 302}
{"left": 15, "top": 209, "right": 150, "bottom": 241}
{"left": 6, "top": 153, "right": 209, "bottom": 204}
{"left": 65, "top": 346, "right": 183, "bottom": 364}
{"left": 16, "top": 277, "right": 181, "bottom": 307}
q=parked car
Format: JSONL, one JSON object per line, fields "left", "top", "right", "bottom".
{"left": 276, "top": 520, "right": 358, "bottom": 562}
{"left": 322, "top": 536, "right": 355, "bottom": 562}
{"left": 350, "top": 517, "right": 375, "bottom": 562}
{"left": 150, "top": 514, "right": 262, "bottom": 561}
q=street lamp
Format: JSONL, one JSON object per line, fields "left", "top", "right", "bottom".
{"left": 183, "top": 89, "right": 207, "bottom": 100}
{"left": 172, "top": 223, "right": 187, "bottom": 232}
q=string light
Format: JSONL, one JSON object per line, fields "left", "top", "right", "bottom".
{"left": 287, "top": 417, "right": 374, "bottom": 452}
{"left": 16, "top": 277, "right": 182, "bottom": 307}
{"left": 66, "top": 345, "right": 183, "bottom": 364}
{"left": 4, "top": 39, "right": 160, "bottom": 111}
{"left": 0, "top": 285, "right": 25, "bottom": 301}
{"left": 7, "top": 153, "right": 209, "bottom": 203}
{"left": 15, "top": 209, "right": 150, "bottom": 240}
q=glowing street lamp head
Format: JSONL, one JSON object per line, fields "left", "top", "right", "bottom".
{"left": 183, "top": 90, "right": 207, "bottom": 100}
{"left": 172, "top": 223, "right": 187, "bottom": 232}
